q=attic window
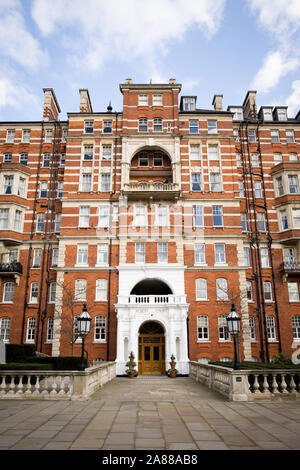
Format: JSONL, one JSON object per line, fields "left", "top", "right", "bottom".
{"left": 183, "top": 98, "right": 196, "bottom": 111}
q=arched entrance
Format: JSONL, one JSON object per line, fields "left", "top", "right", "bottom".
{"left": 138, "top": 321, "right": 165, "bottom": 375}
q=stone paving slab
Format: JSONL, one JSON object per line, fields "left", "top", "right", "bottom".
{"left": 0, "top": 377, "right": 299, "bottom": 450}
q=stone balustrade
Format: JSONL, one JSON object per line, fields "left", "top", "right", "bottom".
{"left": 190, "top": 361, "right": 300, "bottom": 401}
{"left": 0, "top": 362, "right": 116, "bottom": 400}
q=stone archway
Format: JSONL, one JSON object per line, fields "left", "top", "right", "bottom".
{"left": 138, "top": 321, "right": 165, "bottom": 375}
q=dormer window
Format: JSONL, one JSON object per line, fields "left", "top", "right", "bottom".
{"left": 182, "top": 97, "right": 196, "bottom": 111}
{"left": 263, "top": 108, "right": 273, "bottom": 121}
{"left": 230, "top": 108, "right": 243, "bottom": 121}
{"left": 277, "top": 109, "right": 287, "bottom": 121}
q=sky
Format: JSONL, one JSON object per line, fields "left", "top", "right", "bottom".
{"left": 1, "top": 0, "right": 300, "bottom": 121}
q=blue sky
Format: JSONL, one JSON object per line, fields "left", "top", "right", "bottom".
{"left": 1, "top": 0, "right": 300, "bottom": 121}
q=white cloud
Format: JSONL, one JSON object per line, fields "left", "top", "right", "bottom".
{"left": 0, "top": 0, "right": 48, "bottom": 70}
{"left": 285, "top": 80, "right": 300, "bottom": 116}
{"left": 31, "top": 0, "right": 225, "bottom": 71}
{"left": 0, "top": 76, "right": 40, "bottom": 111}
{"left": 251, "top": 51, "right": 299, "bottom": 93}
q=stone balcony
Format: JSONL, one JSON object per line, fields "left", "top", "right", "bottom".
{"left": 118, "top": 294, "right": 187, "bottom": 305}
{"left": 122, "top": 182, "right": 181, "bottom": 200}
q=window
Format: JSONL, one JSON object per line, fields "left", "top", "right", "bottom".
{"left": 195, "top": 243, "right": 205, "bottom": 265}
{"left": 30, "top": 282, "right": 39, "bottom": 303}
{"left": 138, "top": 154, "right": 148, "bottom": 166}
{"left": 258, "top": 212, "right": 266, "bottom": 232}
{"left": 189, "top": 120, "right": 198, "bottom": 134}
{"left": 153, "top": 118, "right": 162, "bottom": 132}
{"left": 251, "top": 153, "right": 259, "bottom": 167}
{"left": 97, "top": 244, "right": 108, "bottom": 265}
{"left": 62, "top": 129, "right": 67, "bottom": 143}
{"left": 49, "top": 283, "right": 56, "bottom": 303}
{"left": 0, "top": 317, "right": 11, "bottom": 342}
{"left": 284, "top": 248, "right": 295, "bottom": 267}
{"left": 197, "top": 315, "right": 209, "bottom": 341}
{"left": 40, "top": 181, "right": 47, "bottom": 198}
{"left": 98, "top": 205, "right": 110, "bottom": 227}
{"left": 247, "top": 281, "right": 253, "bottom": 301}
{"left": 276, "top": 176, "right": 284, "bottom": 196}
{"left": 292, "top": 208, "right": 300, "bottom": 228}
{"left": 18, "top": 177, "right": 26, "bottom": 197}
{"left": 267, "top": 316, "right": 276, "bottom": 341}
{"left": 207, "top": 144, "right": 219, "bottom": 160}
{"left": 241, "top": 213, "right": 247, "bottom": 232}
{"left": 46, "top": 317, "right": 54, "bottom": 343}
{"left": 33, "top": 248, "right": 41, "bottom": 268}
{"left": 6, "top": 130, "right": 15, "bottom": 143}
{"left": 75, "top": 279, "right": 87, "bottom": 301}
{"left": 207, "top": 120, "right": 217, "bottom": 134}
{"left": 20, "top": 153, "right": 28, "bottom": 166}
{"left": 183, "top": 97, "right": 196, "bottom": 111}
{"left": 271, "top": 130, "right": 280, "bottom": 143}
{"left": 210, "top": 172, "right": 221, "bottom": 192}
{"left": 215, "top": 244, "right": 226, "bottom": 264}
{"left": 249, "top": 317, "right": 256, "bottom": 340}
{"left": 77, "top": 244, "right": 88, "bottom": 265}
{"left": 288, "top": 282, "right": 299, "bottom": 302}
{"left": 232, "top": 108, "right": 243, "bottom": 121}
{"left": 153, "top": 94, "right": 162, "bottom": 106}
{"left": 4, "top": 176, "right": 13, "bottom": 195}
{"left": 81, "top": 173, "right": 92, "bottom": 192}
{"left": 103, "top": 120, "right": 112, "bottom": 134}
{"left": 96, "top": 279, "right": 107, "bottom": 301}
{"left": 153, "top": 152, "right": 163, "bottom": 166}
{"left": 289, "top": 153, "right": 298, "bottom": 162}
{"left": 157, "top": 242, "right": 168, "bottom": 263}
{"left": 60, "top": 153, "right": 66, "bottom": 167}
{"left": 138, "top": 118, "right": 148, "bottom": 132}
{"left": 286, "top": 130, "right": 295, "bottom": 143}
{"left": 196, "top": 278, "right": 207, "bottom": 300}
{"left": 248, "top": 129, "right": 256, "bottom": 142}
{"left": 57, "top": 181, "right": 63, "bottom": 198}
{"left": 94, "top": 315, "right": 106, "bottom": 341}
{"left": 288, "top": 175, "right": 299, "bottom": 194}
{"left": 135, "top": 243, "right": 145, "bottom": 263}
{"left": 55, "top": 213, "right": 61, "bottom": 232}
{"left": 8, "top": 249, "right": 18, "bottom": 263}
{"left": 254, "top": 181, "right": 262, "bottom": 198}
{"left": 236, "top": 153, "right": 242, "bottom": 167}
{"left": 138, "top": 95, "right": 148, "bottom": 106}
{"left": 0, "top": 209, "right": 9, "bottom": 229}
{"left": 102, "top": 145, "right": 112, "bottom": 161}
{"left": 292, "top": 316, "right": 300, "bottom": 340}
{"left": 212, "top": 206, "right": 223, "bottom": 226}
{"left": 4, "top": 153, "right": 12, "bottom": 163}
{"left": 218, "top": 315, "right": 229, "bottom": 341}
{"left": 83, "top": 145, "right": 93, "bottom": 160}
{"left": 36, "top": 213, "right": 45, "bottom": 233}
{"left": 52, "top": 247, "right": 58, "bottom": 266}
{"left": 79, "top": 206, "right": 90, "bottom": 228}
{"left": 193, "top": 205, "right": 203, "bottom": 227}
{"left": 216, "top": 278, "right": 228, "bottom": 301}
{"left": 260, "top": 248, "right": 269, "bottom": 267}
{"left": 167, "top": 122, "right": 172, "bottom": 132}
{"left": 277, "top": 109, "right": 287, "bottom": 121}
{"left": 45, "top": 129, "right": 52, "bottom": 143}
{"left": 264, "top": 281, "right": 273, "bottom": 301}
{"left": 85, "top": 121, "right": 94, "bottom": 133}
{"left": 191, "top": 173, "right": 201, "bottom": 191}
{"left": 273, "top": 153, "right": 282, "bottom": 166}
{"left": 43, "top": 153, "right": 50, "bottom": 168}
{"left": 157, "top": 205, "right": 168, "bottom": 226}
{"left": 233, "top": 130, "right": 239, "bottom": 142}
{"left": 244, "top": 247, "right": 250, "bottom": 267}
{"left": 134, "top": 204, "right": 147, "bottom": 227}
{"left": 189, "top": 144, "right": 200, "bottom": 160}
{"left": 3, "top": 282, "right": 14, "bottom": 303}
{"left": 26, "top": 317, "right": 36, "bottom": 342}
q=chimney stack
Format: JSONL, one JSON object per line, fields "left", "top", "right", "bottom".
{"left": 212, "top": 94, "right": 223, "bottom": 111}
{"left": 43, "top": 88, "right": 61, "bottom": 121}
{"left": 79, "top": 89, "right": 93, "bottom": 113}
{"left": 243, "top": 91, "right": 257, "bottom": 119}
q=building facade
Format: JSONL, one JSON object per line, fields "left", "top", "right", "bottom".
{"left": 0, "top": 79, "right": 299, "bottom": 375}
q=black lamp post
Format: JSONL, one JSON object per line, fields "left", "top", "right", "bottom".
{"left": 77, "top": 304, "right": 92, "bottom": 371}
{"left": 226, "top": 304, "right": 241, "bottom": 370}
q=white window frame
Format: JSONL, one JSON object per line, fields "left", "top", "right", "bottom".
{"left": 29, "top": 282, "right": 39, "bottom": 304}
{"left": 49, "top": 282, "right": 56, "bottom": 303}
{"left": 207, "top": 120, "right": 217, "bottom": 134}
{"left": 26, "top": 317, "right": 36, "bottom": 343}
{"left": 0, "top": 317, "right": 11, "bottom": 342}
{"left": 215, "top": 243, "right": 226, "bottom": 264}
{"left": 100, "top": 173, "right": 111, "bottom": 192}
{"left": 98, "top": 205, "right": 110, "bottom": 228}
{"left": 46, "top": 317, "right": 54, "bottom": 343}
{"left": 75, "top": 279, "right": 87, "bottom": 301}
{"left": 102, "top": 144, "right": 112, "bottom": 161}
{"left": 45, "top": 129, "right": 52, "bottom": 143}
{"left": 218, "top": 315, "right": 229, "bottom": 341}
{"left": 189, "top": 144, "right": 201, "bottom": 161}
{"left": 157, "top": 242, "right": 168, "bottom": 263}
{"left": 264, "top": 281, "right": 273, "bottom": 302}
{"left": 97, "top": 244, "right": 108, "bottom": 265}
{"left": 212, "top": 205, "right": 223, "bottom": 227}
{"left": 247, "top": 281, "right": 253, "bottom": 302}
{"left": 288, "top": 282, "right": 299, "bottom": 302}
{"left": 249, "top": 316, "right": 256, "bottom": 340}
{"left": 76, "top": 244, "right": 88, "bottom": 266}
{"left": 3, "top": 282, "right": 14, "bottom": 303}
{"left": 152, "top": 94, "right": 162, "bottom": 106}
{"left": 94, "top": 315, "right": 106, "bottom": 342}
{"left": 135, "top": 242, "right": 145, "bottom": 263}
{"left": 33, "top": 248, "right": 42, "bottom": 268}
{"left": 138, "top": 95, "right": 148, "bottom": 106}
{"left": 79, "top": 206, "right": 90, "bottom": 228}
{"left": 267, "top": 316, "right": 276, "bottom": 341}
{"left": 36, "top": 213, "right": 45, "bottom": 233}
{"left": 196, "top": 278, "right": 207, "bottom": 301}
{"left": 195, "top": 243, "right": 206, "bottom": 265}
{"left": 193, "top": 205, "right": 203, "bottom": 227}
{"left": 292, "top": 316, "right": 300, "bottom": 340}
{"left": 260, "top": 248, "right": 269, "bottom": 267}
{"left": 95, "top": 279, "right": 107, "bottom": 301}
{"left": 156, "top": 205, "right": 168, "bottom": 227}
{"left": 216, "top": 278, "right": 228, "bottom": 301}
{"left": 197, "top": 315, "right": 209, "bottom": 341}
{"left": 6, "top": 130, "right": 15, "bottom": 143}
{"left": 81, "top": 173, "right": 92, "bottom": 192}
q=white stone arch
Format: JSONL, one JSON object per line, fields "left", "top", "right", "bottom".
{"left": 129, "top": 276, "right": 174, "bottom": 296}
{"left": 137, "top": 318, "right": 167, "bottom": 334}
{"left": 130, "top": 144, "right": 173, "bottom": 164}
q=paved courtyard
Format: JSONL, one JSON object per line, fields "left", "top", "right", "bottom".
{"left": 0, "top": 376, "right": 300, "bottom": 450}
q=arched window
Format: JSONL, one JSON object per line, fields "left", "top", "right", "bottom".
{"left": 94, "top": 315, "right": 106, "bottom": 342}
{"left": 138, "top": 118, "right": 148, "bottom": 132}
{"left": 0, "top": 317, "right": 11, "bottom": 342}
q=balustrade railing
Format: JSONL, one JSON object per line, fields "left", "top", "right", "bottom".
{"left": 124, "top": 183, "right": 179, "bottom": 192}
{"left": 0, "top": 262, "right": 22, "bottom": 275}
{"left": 126, "top": 294, "right": 186, "bottom": 305}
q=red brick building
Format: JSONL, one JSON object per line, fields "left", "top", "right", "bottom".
{"left": 0, "top": 79, "right": 299, "bottom": 374}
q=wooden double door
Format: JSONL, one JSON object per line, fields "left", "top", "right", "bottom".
{"left": 138, "top": 333, "right": 165, "bottom": 375}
